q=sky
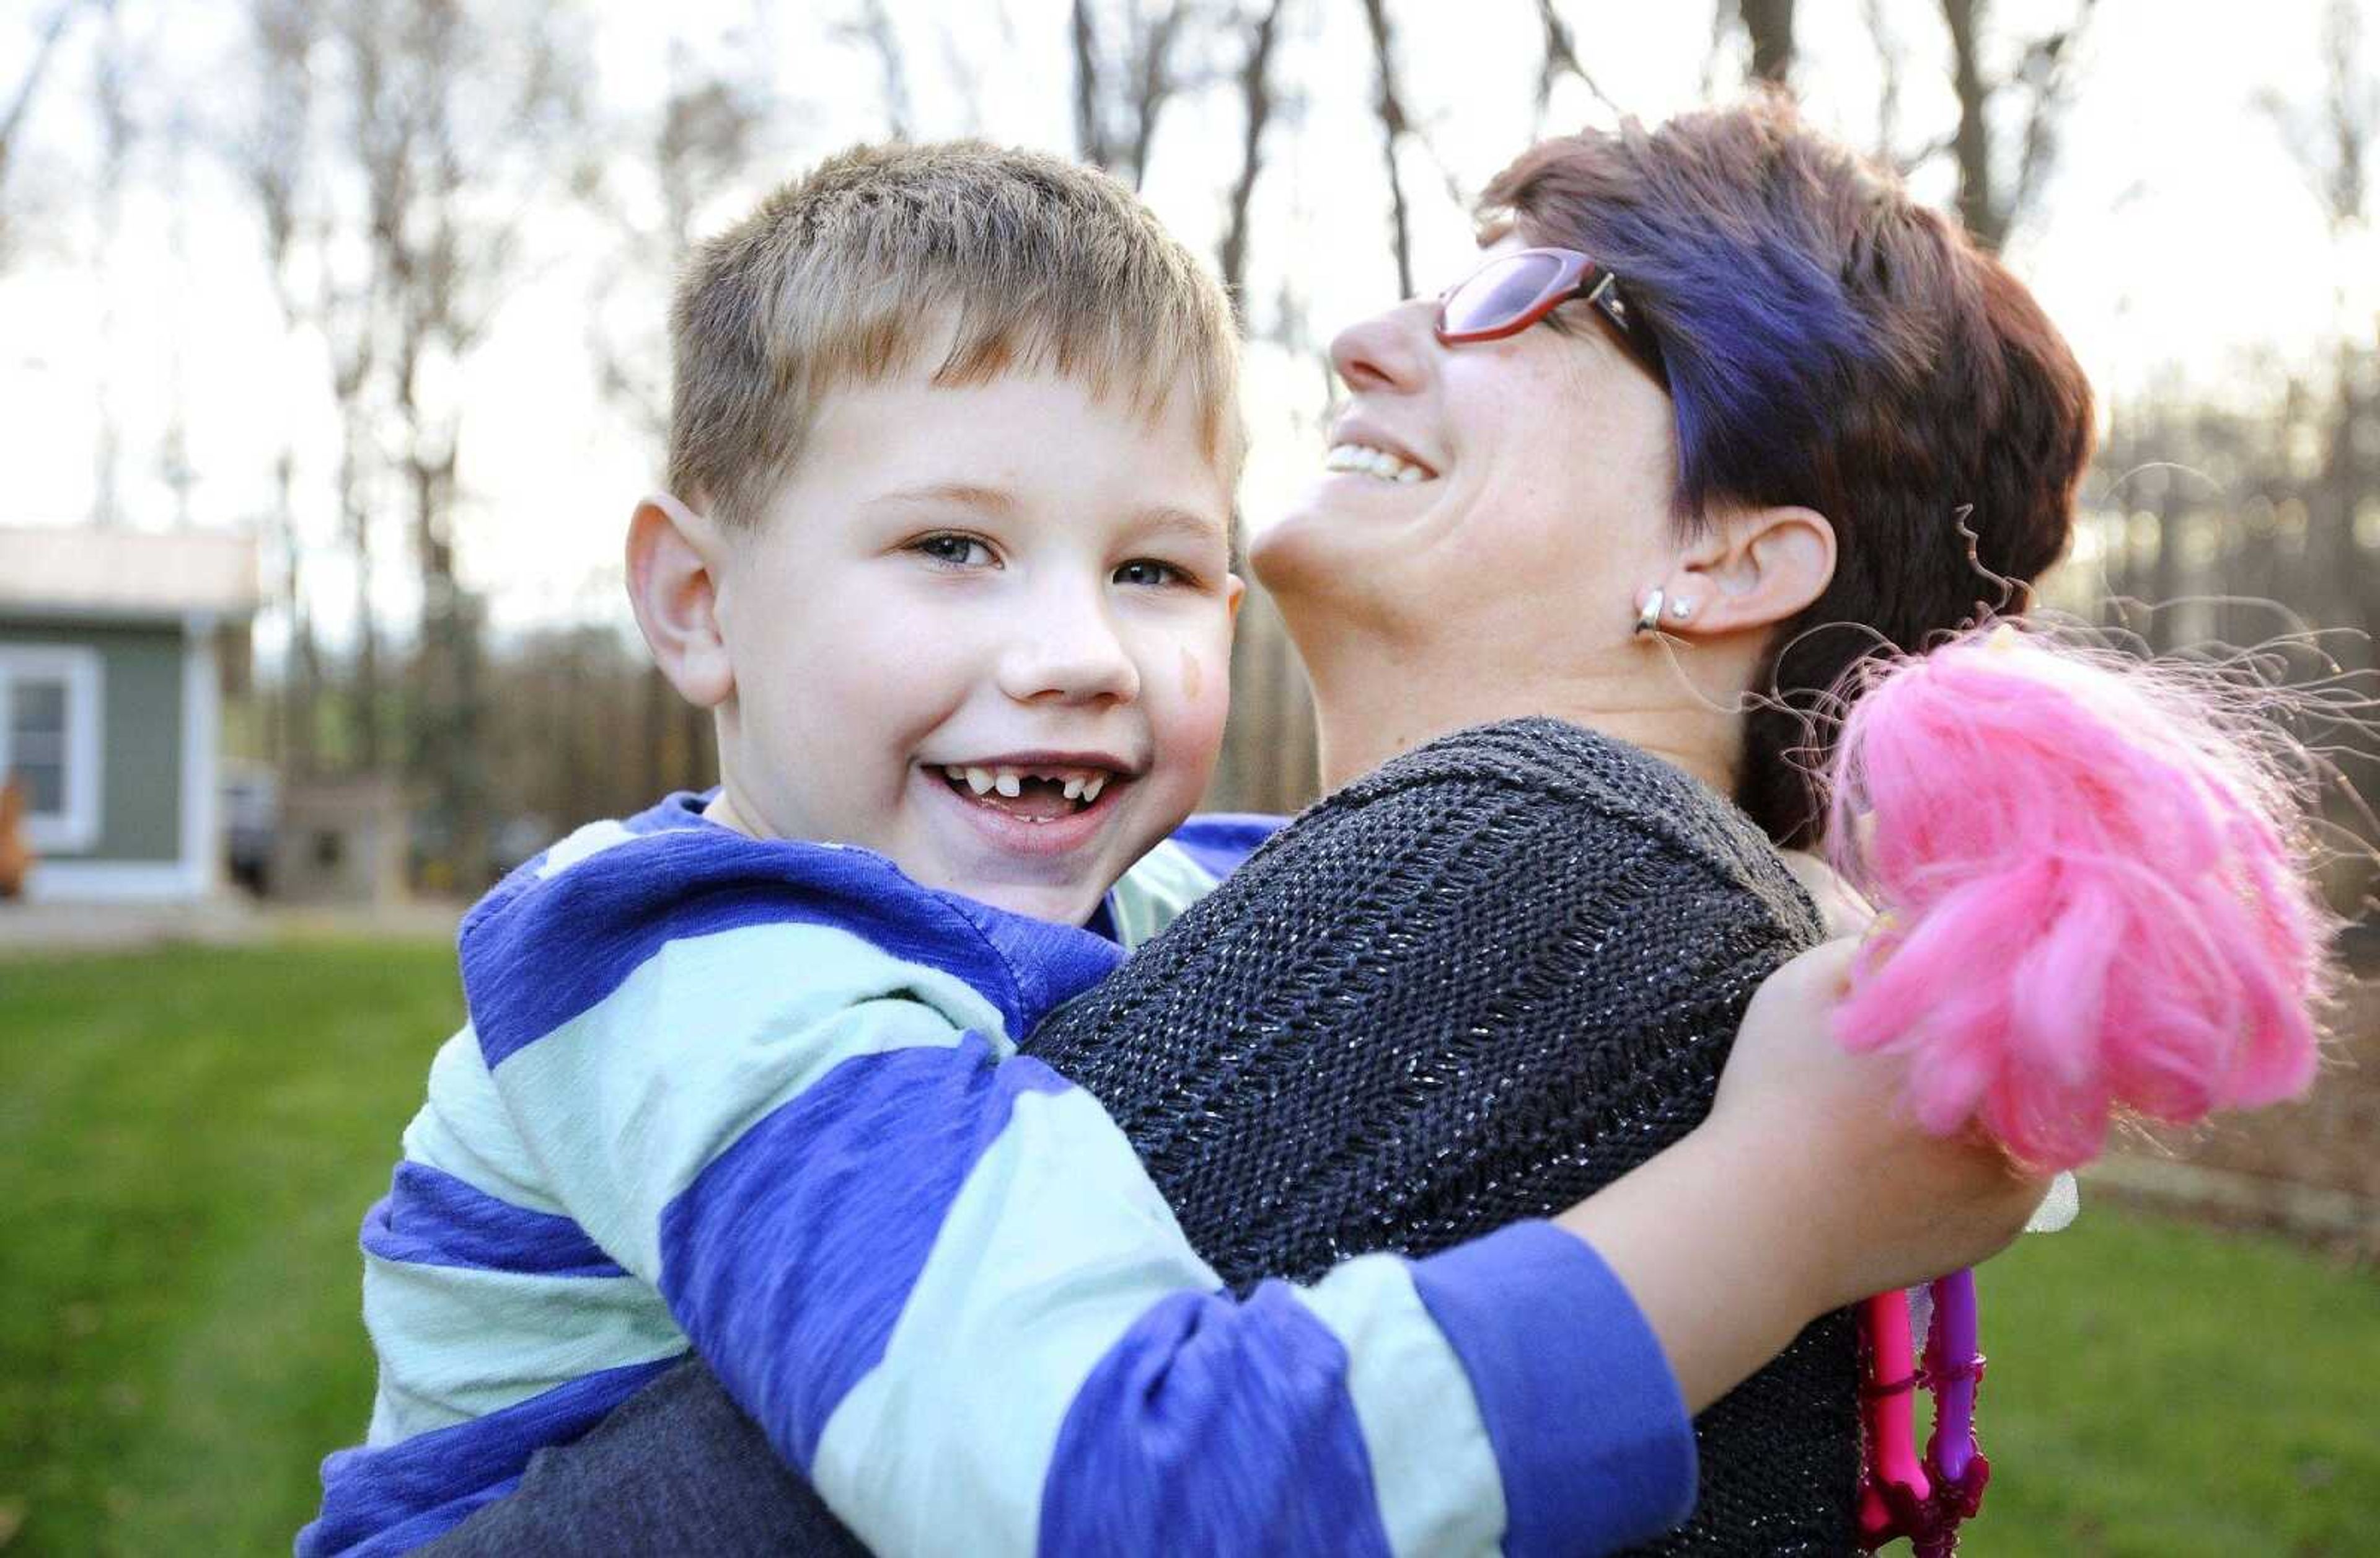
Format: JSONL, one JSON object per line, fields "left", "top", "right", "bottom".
{"left": 2, "top": 0, "right": 2377, "bottom": 657}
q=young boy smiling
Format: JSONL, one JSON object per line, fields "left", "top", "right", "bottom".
{"left": 652, "top": 333, "right": 1241, "bottom": 929}
{"left": 306, "top": 144, "right": 1712, "bottom": 1557}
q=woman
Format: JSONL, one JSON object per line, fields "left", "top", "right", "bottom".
{"left": 430, "top": 98, "right": 2089, "bottom": 1554}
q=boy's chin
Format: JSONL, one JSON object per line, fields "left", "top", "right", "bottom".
{"left": 964, "top": 877, "right": 1108, "bottom": 927}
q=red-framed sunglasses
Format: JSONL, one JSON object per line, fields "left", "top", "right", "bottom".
{"left": 1434, "top": 246, "right": 1667, "bottom": 385}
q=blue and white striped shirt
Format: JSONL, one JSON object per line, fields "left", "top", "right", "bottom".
{"left": 304, "top": 794, "right": 1693, "bottom": 1556}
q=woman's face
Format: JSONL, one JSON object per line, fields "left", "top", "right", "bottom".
{"left": 1253, "top": 234, "right": 1681, "bottom": 658}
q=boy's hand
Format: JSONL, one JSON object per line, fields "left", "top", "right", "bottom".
{"left": 1711, "top": 938, "right": 2051, "bottom": 1314}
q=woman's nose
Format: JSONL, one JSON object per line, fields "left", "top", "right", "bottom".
{"left": 1329, "top": 300, "right": 1433, "bottom": 396}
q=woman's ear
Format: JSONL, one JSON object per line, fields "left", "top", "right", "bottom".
{"left": 626, "top": 493, "right": 735, "bottom": 709}
{"left": 1664, "top": 505, "right": 1837, "bottom": 638}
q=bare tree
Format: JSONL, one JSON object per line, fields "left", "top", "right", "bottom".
{"left": 2263, "top": 1, "right": 2379, "bottom": 652}
{"left": 583, "top": 56, "right": 770, "bottom": 443}
{"left": 1939, "top": 0, "right": 2100, "bottom": 250}
{"left": 1071, "top": 0, "right": 1189, "bottom": 189}
{"left": 236, "top": 0, "right": 328, "bottom": 771}
{"left": 1860, "top": 0, "right": 1908, "bottom": 164}
{"left": 1072, "top": 0, "right": 1109, "bottom": 169}
{"left": 838, "top": 0, "right": 912, "bottom": 140}
{"left": 2262, "top": 0, "right": 2379, "bottom": 229}
{"left": 1533, "top": 0, "right": 1621, "bottom": 129}
{"left": 577, "top": 43, "right": 772, "bottom": 801}
{"left": 1359, "top": 0, "right": 1414, "bottom": 298}
{"left": 1217, "top": 0, "right": 1286, "bottom": 312}
{"left": 1728, "top": 0, "right": 1796, "bottom": 89}
{"left": 328, "top": 0, "right": 588, "bottom": 883}
{"left": 89, "top": 0, "right": 133, "bottom": 526}
{"left": 0, "top": 1, "right": 82, "bottom": 270}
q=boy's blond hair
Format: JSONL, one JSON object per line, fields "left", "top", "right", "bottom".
{"left": 667, "top": 141, "right": 1244, "bottom": 532}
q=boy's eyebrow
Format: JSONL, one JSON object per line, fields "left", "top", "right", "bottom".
{"left": 868, "top": 480, "right": 1020, "bottom": 513}
{"left": 871, "top": 484, "right": 1225, "bottom": 546}
{"left": 1133, "top": 505, "right": 1230, "bottom": 546}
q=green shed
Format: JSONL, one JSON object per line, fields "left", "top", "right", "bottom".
{"left": 0, "top": 525, "right": 259, "bottom": 902}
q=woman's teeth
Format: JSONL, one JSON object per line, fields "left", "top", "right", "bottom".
{"left": 1325, "top": 443, "right": 1431, "bottom": 484}
{"left": 942, "top": 764, "right": 1109, "bottom": 805}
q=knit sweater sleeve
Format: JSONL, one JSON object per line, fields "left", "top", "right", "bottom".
{"left": 450, "top": 817, "right": 1696, "bottom": 1558}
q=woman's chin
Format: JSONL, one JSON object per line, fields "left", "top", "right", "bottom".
{"left": 1251, "top": 487, "right": 1377, "bottom": 596}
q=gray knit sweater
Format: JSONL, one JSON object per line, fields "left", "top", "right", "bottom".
{"left": 1025, "top": 717, "right": 1859, "bottom": 1555}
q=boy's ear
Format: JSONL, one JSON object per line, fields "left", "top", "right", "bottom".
{"left": 1665, "top": 505, "right": 1836, "bottom": 639}
{"left": 626, "top": 493, "right": 734, "bottom": 709}
{"left": 1225, "top": 572, "right": 1246, "bottom": 625}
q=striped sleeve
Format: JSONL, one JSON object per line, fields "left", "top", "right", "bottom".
{"left": 466, "top": 832, "right": 1695, "bottom": 1557}
{"left": 1103, "top": 814, "right": 1285, "bottom": 949}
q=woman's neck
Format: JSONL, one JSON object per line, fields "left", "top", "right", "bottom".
{"left": 1305, "top": 627, "right": 1747, "bottom": 799}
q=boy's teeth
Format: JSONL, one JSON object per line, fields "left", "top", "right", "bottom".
{"left": 943, "top": 762, "right": 1117, "bottom": 808}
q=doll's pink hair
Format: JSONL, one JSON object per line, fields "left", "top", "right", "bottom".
{"left": 1825, "top": 624, "right": 2332, "bottom": 1171}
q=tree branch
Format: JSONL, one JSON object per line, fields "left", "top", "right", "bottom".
{"left": 1071, "top": 0, "right": 1109, "bottom": 170}
{"left": 1219, "top": 0, "right": 1286, "bottom": 314}
{"left": 1360, "top": 0, "right": 1413, "bottom": 298}
{"left": 836, "top": 0, "right": 912, "bottom": 140}
{"left": 1533, "top": 0, "right": 1621, "bottom": 126}
{"left": 0, "top": 0, "right": 80, "bottom": 231}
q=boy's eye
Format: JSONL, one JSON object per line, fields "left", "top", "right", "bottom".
{"left": 1114, "top": 559, "right": 1188, "bottom": 588}
{"left": 910, "top": 534, "right": 995, "bottom": 568}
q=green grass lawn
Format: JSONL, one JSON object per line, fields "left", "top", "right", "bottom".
{"left": 2, "top": 939, "right": 2376, "bottom": 1556}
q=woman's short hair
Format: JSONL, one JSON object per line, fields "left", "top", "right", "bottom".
{"left": 1481, "top": 95, "right": 2096, "bottom": 846}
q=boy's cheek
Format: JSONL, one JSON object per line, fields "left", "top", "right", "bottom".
{"left": 1175, "top": 636, "right": 1235, "bottom": 724}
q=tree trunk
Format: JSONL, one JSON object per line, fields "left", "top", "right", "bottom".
{"left": 1218, "top": 0, "right": 1287, "bottom": 316}
{"left": 1941, "top": 0, "right": 2004, "bottom": 249}
{"left": 1071, "top": 0, "right": 1109, "bottom": 170}
{"left": 1359, "top": 0, "right": 1414, "bottom": 299}
{"left": 0, "top": 2, "right": 80, "bottom": 269}
{"left": 2147, "top": 468, "right": 2183, "bottom": 655}
{"left": 341, "top": 410, "right": 382, "bottom": 772}
{"left": 1739, "top": 0, "right": 1797, "bottom": 88}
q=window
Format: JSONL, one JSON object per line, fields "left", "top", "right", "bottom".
{"left": 0, "top": 645, "right": 104, "bottom": 853}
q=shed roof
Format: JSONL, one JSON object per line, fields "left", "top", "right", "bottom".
{"left": 0, "top": 525, "right": 262, "bottom": 622}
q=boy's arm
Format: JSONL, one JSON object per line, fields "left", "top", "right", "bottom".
{"left": 467, "top": 849, "right": 1696, "bottom": 1556}
{"left": 444, "top": 934, "right": 2039, "bottom": 1558}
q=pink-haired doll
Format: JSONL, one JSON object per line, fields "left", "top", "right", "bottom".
{"left": 1823, "top": 622, "right": 2335, "bottom": 1553}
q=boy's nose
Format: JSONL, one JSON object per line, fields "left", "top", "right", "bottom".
{"left": 997, "top": 607, "right": 1141, "bottom": 706}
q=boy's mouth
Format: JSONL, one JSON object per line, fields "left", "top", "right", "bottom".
{"left": 937, "top": 763, "right": 1117, "bottom": 823}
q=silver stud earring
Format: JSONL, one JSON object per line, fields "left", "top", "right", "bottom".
{"left": 1668, "top": 598, "right": 1694, "bottom": 622}
{"left": 1633, "top": 588, "right": 1665, "bottom": 635}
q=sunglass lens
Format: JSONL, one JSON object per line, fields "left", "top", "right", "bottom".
{"left": 1442, "top": 251, "right": 1566, "bottom": 335}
